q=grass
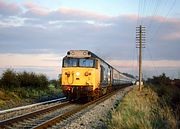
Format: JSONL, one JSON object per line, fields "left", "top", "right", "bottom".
{"left": 0, "top": 85, "right": 62, "bottom": 109}
{"left": 107, "top": 85, "right": 178, "bottom": 129}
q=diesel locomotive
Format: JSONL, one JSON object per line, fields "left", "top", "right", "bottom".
{"left": 61, "top": 50, "right": 135, "bottom": 100}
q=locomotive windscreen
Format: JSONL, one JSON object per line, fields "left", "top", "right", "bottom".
{"left": 63, "top": 58, "right": 96, "bottom": 68}
{"left": 79, "top": 59, "right": 95, "bottom": 67}
{"left": 63, "top": 58, "right": 78, "bottom": 67}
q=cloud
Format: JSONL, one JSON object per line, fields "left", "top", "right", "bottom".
{"left": 0, "top": 16, "right": 26, "bottom": 27}
{"left": 0, "top": 10, "right": 180, "bottom": 60}
{"left": 0, "top": 53, "right": 63, "bottom": 67}
{"left": 108, "top": 60, "right": 180, "bottom": 68}
{"left": 57, "top": 6, "right": 110, "bottom": 20}
{"left": 23, "top": 2, "right": 50, "bottom": 17}
{"left": 21, "top": 2, "right": 110, "bottom": 24}
{"left": 162, "top": 32, "right": 180, "bottom": 41}
{"left": 108, "top": 59, "right": 180, "bottom": 79}
{"left": 0, "top": 53, "right": 63, "bottom": 79}
{"left": 0, "top": 0, "right": 21, "bottom": 16}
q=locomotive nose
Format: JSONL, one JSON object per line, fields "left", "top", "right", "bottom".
{"left": 62, "top": 69, "right": 93, "bottom": 86}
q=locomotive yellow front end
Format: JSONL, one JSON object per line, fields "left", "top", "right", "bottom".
{"left": 61, "top": 50, "right": 100, "bottom": 100}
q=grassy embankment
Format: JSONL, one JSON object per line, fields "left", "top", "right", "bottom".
{"left": 108, "top": 85, "right": 180, "bottom": 129}
{"left": 0, "top": 69, "right": 62, "bottom": 109}
{"left": 0, "top": 85, "right": 62, "bottom": 109}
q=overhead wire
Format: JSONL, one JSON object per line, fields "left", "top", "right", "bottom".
{"left": 147, "top": 0, "right": 162, "bottom": 30}
{"left": 146, "top": 0, "right": 153, "bottom": 19}
{"left": 142, "top": 0, "right": 149, "bottom": 78}
{"left": 145, "top": 0, "right": 177, "bottom": 77}
{"left": 142, "top": 0, "right": 148, "bottom": 25}
{"left": 144, "top": 0, "right": 162, "bottom": 76}
{"left": 136, "top": 0, "right": 140, "bottom": 26}
{"left": 132, "top": 0, "right": 141, "bottom": 78}
{"left": 149, "top": 0, "right": 177, "bottom": 46}
{"left": 137, "top": 0, "right": 161, "bottom": 78}
{"left": 148, "top": 0, "right": 169, "bottom": 41}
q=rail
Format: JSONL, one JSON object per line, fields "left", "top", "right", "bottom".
{"left": 33, "top": 89, "right": 120, "bottom": 129}
{"left": 0, "top": 101, "right": 70, "bottom": 128}
{"left": 0, "top": 97, "right": 66, "bottom": 114}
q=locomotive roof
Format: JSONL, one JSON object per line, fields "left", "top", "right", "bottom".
{"left": 66, "top": 50, "right": 98, "bottom": 58}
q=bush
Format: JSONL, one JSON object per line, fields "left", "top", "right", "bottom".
{"left": 0, "top": 69, "right": 49, "bottom": 89}
{"left": 17, "top": 71, "right": 31, "bottom": 88}
{"left": 49, "top": 79, "right": 60, "bottom": 88}
{"left": 17, "top": 72, "right": 49, "bottom": 89}
{"left": 147, "top": 73, "right": 171, "bottom": 85}
{"left": 37, "top": 74, "right": 49, "bottom": 88}
{"left": 0, "top": 69, "right": 19, "bottom": 89}
{"left": 146, "top": 74, "right": 180, "bottom": 111}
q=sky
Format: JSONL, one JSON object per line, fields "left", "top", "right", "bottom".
{"left": 0, "top": 0, "right": 180, "bottom": 79}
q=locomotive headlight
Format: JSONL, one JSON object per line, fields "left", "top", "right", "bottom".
{"left": 76, "top": 72, "right": 80, "bottom": 76}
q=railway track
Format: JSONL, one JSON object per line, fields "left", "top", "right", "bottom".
{"left": 0, "top": 101, "right": 78, "bottom": 129}
{"left": 0, "top": 87, "right": 126, "bottom": 129}
{"left": 0, "top": 97, "right": 66, "bottom": 121}
{"left": 33, "top": 89, "right": 121, "bottom": 129}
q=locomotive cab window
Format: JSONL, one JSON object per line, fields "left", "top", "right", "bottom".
{"left": 79, "top": 59, "right": 95, "bottom": 68}
{"left": 63, "top": 58, "right": 78, "bottom": 67}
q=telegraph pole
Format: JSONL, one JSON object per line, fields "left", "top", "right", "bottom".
{"left": 136, "top": 25, "right": 145, "bottom": 91}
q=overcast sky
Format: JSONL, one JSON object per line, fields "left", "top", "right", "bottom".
{"left": 0, "top": 0, "right": 180, "bottom": 79}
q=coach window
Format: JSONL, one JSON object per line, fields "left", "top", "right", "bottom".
{"left": 63, "top": 58, "right": 78, "bottom": 67}
{"left": 79, "top": 59, "right": 95, "bottom": 67}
